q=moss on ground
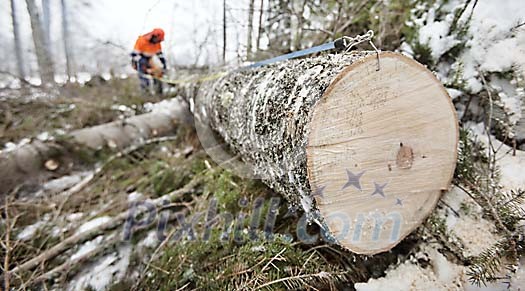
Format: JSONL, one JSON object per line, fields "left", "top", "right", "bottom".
{"left": 137, "top": 230, "right": 350, "bottom": 290}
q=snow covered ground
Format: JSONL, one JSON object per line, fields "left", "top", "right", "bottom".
{"left": 357, "top": 1, "right": 525, "bottom": 290}
{"left": 68, "top": 244, "right": 132, "bottom": 291}
{"left": 403, "top": 0, "right": 525, "bottom": 140}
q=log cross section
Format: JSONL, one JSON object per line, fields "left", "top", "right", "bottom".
{"left": 182, "top": 51, "right": 457, "bottom": 254}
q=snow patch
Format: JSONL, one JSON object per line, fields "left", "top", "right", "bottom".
{"left": 466, "top": 122, "right": 525, "bottom": 191}
{"left": 76, "top": 72, "right": 92, "bottom": 84}
{"left": 128, "top": 191, "right": 144, "bottom": 202}
{"left": 17, "top": 221, "right": 46, "bottom": 241}
{"left": 111, "top": 104, "right": 135, "bottom": 114}
{"left": 143, "top": 97, "right": 186, "bottom": 117}
{"left": 499, "top": 150, "right": 525, "bottom": 191}
{"left": 355, "top": 244, "right": 465, "bottom": 291}
{"left": 139, "top": 231, "right": 159, "bottom": 249}
{"left": 446, "top": 88, "right": 463, "bottom": 100}
{"left": 440, "top": 187, "right": 499, "bottom": 257}
{"left": 462, "top": 1, "right": 525, "bottom": 73}
{"left": 42, "top": 173, "right": 84, "bottom": 194}
{"left": 66, "top": 213, "right": 84, "bottom": 222}
{"left": 71, "top": 236, "right": 104, "bottom": 261}
{"left": 1, "top": 138, "right": 31, "bottom": 154}
{"left": 36, "top": 132, "right": 51, "bottom": 141}
{"left": 68, "top": 245, "right": 131, "bottom": 291}
{"left": 418, "top": 19, "right": 459, "bottom": 61}
{"left": 355, "top": 243, "right": 512, "bottom": 290}
{"left": 76, "top": 216, "right": 112, "bottom": 234}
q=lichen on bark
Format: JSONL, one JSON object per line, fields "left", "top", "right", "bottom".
{"left": 193, "top": 52, "right": 374, "bottom": 213}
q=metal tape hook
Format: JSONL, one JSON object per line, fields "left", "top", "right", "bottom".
{"left": 341, "top": 30, "right": 381, "bottom": 71}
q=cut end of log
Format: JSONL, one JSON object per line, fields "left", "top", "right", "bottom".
{"left": 306, "top": 52, "right": 458, "bottom": 255}
{"left": 44, "top": 159, "right": 60, "bottom": 171}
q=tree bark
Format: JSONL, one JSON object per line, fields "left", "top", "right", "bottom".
{"left": 188, "top": 52, "right": 458, "bottom": 254}
{"left": 0, "top": 99, "right": 190, "bottom": 199}
{"left": 10, "top": 0, "right": 26, "bottom": 79}
{"left": 42, "top": 0, "right": 52, "bottom": 53}
{"left": 246, "top": 0, "right": 255, "bottom": 59}
{"left": 256, "top": 0, "right": 264, "bottom": 52}
{"left": 222, "top": 0, "right": 227, "bottom": 64}
{"left": 60, "top": 0, "right": 74, "bottom": 81}
{"left": 25, "top": 0, "right": 55, "bottom": 84}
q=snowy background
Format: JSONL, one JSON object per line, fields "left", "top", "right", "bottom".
{"left": 1, "top": 0, "right": 525, "bottom": 290}
{"left": 0, "top": 0, "right": 261, "bottom": 77}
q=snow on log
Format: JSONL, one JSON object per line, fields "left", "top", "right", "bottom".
{"left": 0, "top": 99, "right": 190, "bottom": 197}
{"left": 191, "top": 51, "right": 458, "bottom": 254}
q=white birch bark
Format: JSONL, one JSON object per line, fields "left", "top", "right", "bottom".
{"left": 25, "top": 0, "right": 55, "bottom": 84}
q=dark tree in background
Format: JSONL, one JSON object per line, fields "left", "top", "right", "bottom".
{"left": 42, "top": 0, "right": 52, "bottom": 54}
{"left": 61, "top": 0, "right": 74, "bottom": 81}
{"left": 246, "top": 0, "right": 255, "bottom": 59}
{"left": 10, "top": 0, "right": 26, "bottom": 80}
{"left": 25, "top": 0, "right": 55, "bottom": 84}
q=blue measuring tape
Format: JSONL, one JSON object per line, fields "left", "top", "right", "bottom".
{"left": 153, "top": 31, "right": 377, "bottom": 84}
{"left": 245, "top": 41, "right": 339, "bottom": 69}
{"left": 242, "top": 31, "right": 374, "bottom": 70}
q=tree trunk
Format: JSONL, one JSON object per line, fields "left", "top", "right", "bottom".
{"left": 0, "top": 99, "right": 190, "bottom": 199}
{"left": 10, "top": 0, "right": 26, "bottom": 79}
{"left": 188, "top": 52, "right": 458, "bottom": 254}
{"left": 25, "top": 0, "right": 55, "bottom": 84}
{"left": 256, "top": 0, "right": 264, "bottom": 52}
{"left": 246, "top": 0, "right": 255, "bottom": 59}
{"left": 60, "top": 0, "right": 74, "bottom": 81}
{"left": 222, "top": 0, "right": 227, "bottom": 64}
{"left": 42, "top": 0, "right": 52, "bottom": 53}
{"left": 290, "top": 0, "right": 306, "bottom": 51}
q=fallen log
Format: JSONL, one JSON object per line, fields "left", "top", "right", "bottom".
{"left": 189, "top": 51, "right": 458, "bottom": 254}
{"left": 0, "top": 99, "right": 190, "bottom": 197}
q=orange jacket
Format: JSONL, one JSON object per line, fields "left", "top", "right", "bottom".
{"left": 133, "top": 33, "right": 162, "bottom": 57}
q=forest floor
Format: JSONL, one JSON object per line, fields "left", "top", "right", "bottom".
{"left": 1, "top": 76, "right": 524, "bottom": 291}
{"left": 2, "top": 0, "right": 525, "bottom": 289}
{"left": 0, "top": 77, "right": 162, "bottom": 147}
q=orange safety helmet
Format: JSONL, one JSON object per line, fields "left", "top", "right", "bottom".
{"left": 151, "top": 28, "right": 165, "bottom": 42}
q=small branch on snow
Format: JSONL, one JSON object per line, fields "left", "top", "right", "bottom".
{"left": 8, "top": 175, "right": 203, "bottom": 276}
{"left": 54, "top": 135, "right": 181, "bottom": 218}
{"left": 2, "top": 196, "right": 12, "bottom": 291}
{"left": 511, "top": 21, "right": 525, "bottom": 31}
{"left": 30, "top": 236, "right": 121, "bottom": 285}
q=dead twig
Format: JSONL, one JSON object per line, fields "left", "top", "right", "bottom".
{"left": 3, "top": 196, "right": 11, "bottom": 291}
{"left": 30, "top": 235, "right": 121, "bottom": 285}
{"left": 55, "top": 135, "right": 181, "bottom": 218}
{"left": 9, "top": 175, "right": 203, "bottom": 276}
{"left": 511, "top": 21, "right": 525, "bottom": 31}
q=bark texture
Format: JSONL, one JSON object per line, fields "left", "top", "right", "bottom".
{"left": 42, "top": 0, "right": 52, "bottom": 53}
{"left": 188, "top": 51, "right": 458, "bottom": 254}
{"left": 193, "top": 52, "right": 372, "bottom": 210}
{"left": 26, "top": 0, "right": 55, "bottom": 84}
{"left": 246, "top": 0, "right": 255, "bottom": 58}
{"left": 61, "top": 0, "right": 74, "bottom": 80}
{"left": 10, "top": 0, "right": 26, "bottom": 79}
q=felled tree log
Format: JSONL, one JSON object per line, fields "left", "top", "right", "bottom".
{"left": 190, "top": 52, "right": 458, "bottom": 254}
{"left": 0, "top": 99, "right": 190, "bottom": 198}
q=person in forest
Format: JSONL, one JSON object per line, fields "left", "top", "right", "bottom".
{"left": 130, "top": 28, "right": 167, "bottom": 94}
